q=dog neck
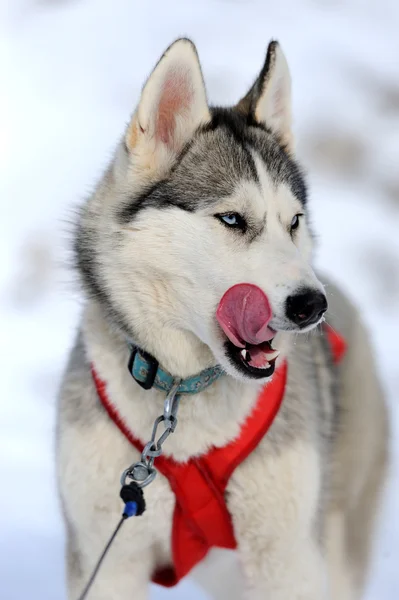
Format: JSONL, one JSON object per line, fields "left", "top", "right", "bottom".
{"left": 82, "top": 300, "right": 290, "bottom": 461}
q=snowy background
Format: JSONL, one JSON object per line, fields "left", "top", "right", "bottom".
{"left": 1, "top": 0, "right": 398, "bottom": 598}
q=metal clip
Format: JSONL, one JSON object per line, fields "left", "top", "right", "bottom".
{"left": 120, "top": 379, "right": 182, "bottom": 492}
{"left": 163, "top": 379, "right": 181, "bottom": 430}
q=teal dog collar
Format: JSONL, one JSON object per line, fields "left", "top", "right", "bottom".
{"left": 128, "top": 345, "right": 225, "bottom": 395}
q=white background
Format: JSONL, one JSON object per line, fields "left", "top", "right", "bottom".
{"left": 1, "top": 0, "right": 398, "bottom": 598}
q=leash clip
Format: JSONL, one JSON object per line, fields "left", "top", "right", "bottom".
{"left": 120, "top": 379, "right": 182, "bottom": 490}
{"left": 163, "top": 379, "right": 181, "bottom": 431}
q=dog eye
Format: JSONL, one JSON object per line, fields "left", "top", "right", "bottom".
{"left": 221, "top": 214, "right": 239, "bottom": 226}
{"left": 215, "top": 213, "right": 247, "bottom": 232}
{"left": 290, "top": 213, "right": 303, "bottom": 233}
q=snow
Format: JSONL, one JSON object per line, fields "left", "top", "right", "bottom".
{"left": 1, "top": 0, "right": 398, "bottom": 598}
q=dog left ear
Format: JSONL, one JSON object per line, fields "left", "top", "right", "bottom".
{"left": 236, "top": 41, "right": 293, "bottom": 152}
{"left": 125, "top": 38, "right": 210, "bottom": 173}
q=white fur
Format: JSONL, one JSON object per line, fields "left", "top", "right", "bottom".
{"left": 326, "top": 512, "right": 357, "bottom": 600}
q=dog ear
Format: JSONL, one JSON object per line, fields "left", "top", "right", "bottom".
{"left": 236, "top": 41, "right": 293, "bottom": 152}
{"left": 125, "top": 38, "right": 210, "bottom": 169}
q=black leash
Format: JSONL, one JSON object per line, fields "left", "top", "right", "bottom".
{"left": 76, "top": 484, "right": 145, "bottom": 600}
{"left": 77, "top": 516, "right": 125, "bottom": 600}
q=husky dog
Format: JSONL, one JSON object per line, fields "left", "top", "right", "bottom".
{"left": 57, "top": 39, "right": 388, "bottom": 600}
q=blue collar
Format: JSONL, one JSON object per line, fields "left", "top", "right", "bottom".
{"left": 127, "top": 345, "right": 225, "bottom": 395}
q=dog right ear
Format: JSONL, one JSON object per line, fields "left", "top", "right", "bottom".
{"left": 236, "top": 41, "right": 293, "bottom": 153}
{"left": 125, "top": 39, "right": 210, "bottom": 174}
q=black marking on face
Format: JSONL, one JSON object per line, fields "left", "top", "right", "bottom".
{"left": 204, "top": 105, "right": 270, "bottom": 135}
{"left": 245, "top": 126, "right": 307, "bottom": 206}
{"left": 118, "top": 105, "right": 307, "bottom": 224}
{"left": 203, "top": 108, "right": 307, "bottom": 206}
{"left": 202, "top": 108, "right": 260, "bottom": 182}
{"left": 118, "top": 116, "right": 262, "bottom": 224}
{"left": 118, "top": 180, "right": 196, "bottom": 224}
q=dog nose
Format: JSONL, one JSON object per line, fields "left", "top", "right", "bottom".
{"left": 285, "top": 289, "right": 328, "bottom": 328}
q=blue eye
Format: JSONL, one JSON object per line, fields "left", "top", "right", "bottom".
{"left": 290, "top": 213, "right": 303, "bottom": 233}
{"left": 221, "top": 214, "right": 238, "bottom": 226}
{"left": 215, "top": 212, "right": 247, "bottom": 232}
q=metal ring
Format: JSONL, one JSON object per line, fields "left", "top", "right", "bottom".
{"left": 120, "top": 462, "right": 157, "bottom": 488}
{"left": 142, "top": 441, "right": 163, "bottom": 459}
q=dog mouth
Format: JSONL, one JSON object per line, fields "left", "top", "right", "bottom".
{"left": 224, "top": 335, "right": 279, "bottom": 379}
{"left": 216, "top": 283, "right": 280, "bottom": 380}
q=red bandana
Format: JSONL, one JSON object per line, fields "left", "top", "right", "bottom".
{"left": 92, "top": 325, "right": 346, "bottom": 587}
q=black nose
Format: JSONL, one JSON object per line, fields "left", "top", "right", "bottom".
{"left": 286, "top": 289, "right": 328, "bottom": 328}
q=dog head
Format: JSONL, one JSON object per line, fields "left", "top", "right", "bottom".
{"left": 77, "top": 38, "right": 326, "bottom": 381}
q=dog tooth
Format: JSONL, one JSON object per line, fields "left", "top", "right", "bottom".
{"left": 260, "top": 362, "right": 271, "bottom": 370}
{"left": 266, "top": 349, "right": 280, "bottom": 361}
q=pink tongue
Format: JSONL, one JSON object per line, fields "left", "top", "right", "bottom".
{"left": 216, "top": 284, "right": 273, "bottom": 348}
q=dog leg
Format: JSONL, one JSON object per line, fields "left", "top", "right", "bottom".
{"left": 191, "top": 549, "right": 245, "bottom": 599}
{"left": 326, "top": 511, "right": 357, "bottom": 600}
{"left": 229, "top": 440, "right": 329, "bottom": 600}
{"left": 240, "top": 537, "right": 328, "bottom": 600}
